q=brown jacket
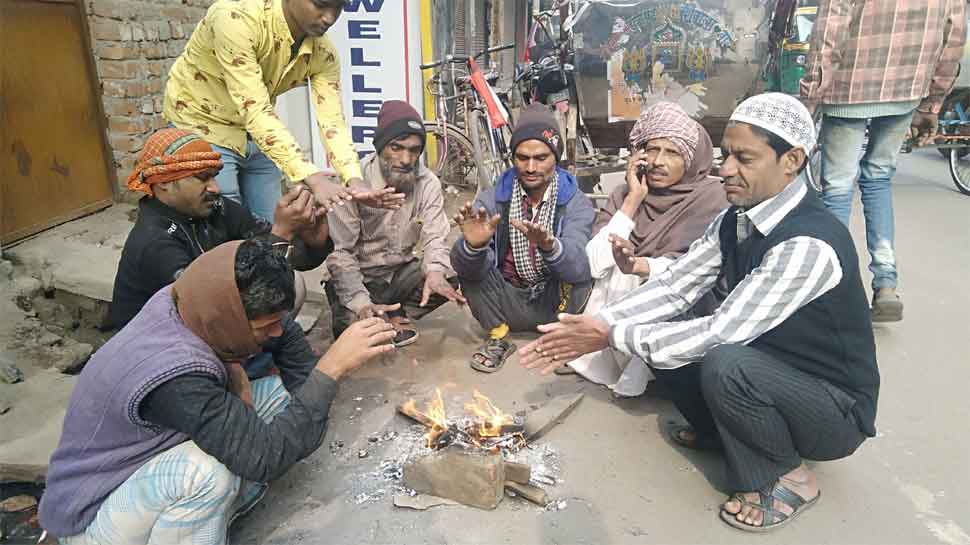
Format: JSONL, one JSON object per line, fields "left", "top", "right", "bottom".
{"left": 325, "top": 153, "right": 454, "bottom": 314}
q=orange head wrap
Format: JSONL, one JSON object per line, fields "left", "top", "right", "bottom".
{"left": 126, "top": 128, "right": 223, "bottom": 196}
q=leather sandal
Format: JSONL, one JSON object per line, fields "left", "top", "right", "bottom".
{"left": 720, "top": 482, "right": 821, "bottom": 532}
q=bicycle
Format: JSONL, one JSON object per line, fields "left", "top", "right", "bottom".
{"left": 420, "top": 43, "right": 515, "bottom": 191}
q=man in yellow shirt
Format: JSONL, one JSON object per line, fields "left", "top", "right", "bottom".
{"left": 163, "top": 0, "right": 403, "bottom": 220}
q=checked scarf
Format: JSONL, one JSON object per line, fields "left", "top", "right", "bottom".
{"left": 509, "top": 172, "right": 559, "bottom": 286}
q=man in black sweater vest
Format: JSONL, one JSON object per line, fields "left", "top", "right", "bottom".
{"left": 519, "top": 93, "right": 880, "bottom": 532}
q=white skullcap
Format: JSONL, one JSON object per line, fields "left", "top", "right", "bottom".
{"left": 730, "top": 93, "right": 816, "bottom": 152}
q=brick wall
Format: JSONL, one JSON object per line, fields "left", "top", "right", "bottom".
{"left": 85, "top": 0, "right": 214, "bottom": 197}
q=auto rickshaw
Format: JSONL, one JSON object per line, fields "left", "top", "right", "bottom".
{"left": 764, "top": 5, "right": 817, "bottom": 95}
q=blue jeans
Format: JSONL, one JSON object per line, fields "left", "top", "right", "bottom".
{"left": 211, "top": 141, "right": 282, "bottom": 222}
{"left": 819, "top": 111, "right": 914, "bottom": 290}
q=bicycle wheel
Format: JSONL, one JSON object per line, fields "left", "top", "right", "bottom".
{"left": 468, "top": 109, "right": 506, "bottom": 190}
{"left": 423, "top": 121, "right": 480, "bottom": 189}
{"left": 947, "top": 146, "right": 970, "bottom": 195}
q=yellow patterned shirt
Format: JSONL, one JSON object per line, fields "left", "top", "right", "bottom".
{"left": 163, "top": 0, "right": 362, "bottom": 184}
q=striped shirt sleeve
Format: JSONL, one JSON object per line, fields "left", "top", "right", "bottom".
{"left": 611, "top": 236, "right": 843, "bottom": 369}
{"left": 597, "top": 210, "right": 726, "bottom": 328}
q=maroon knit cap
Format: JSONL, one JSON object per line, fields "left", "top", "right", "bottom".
{"left": 373, "top": 100, "right": 426, "bottom": 153}
{"left": 510, "top": 104, "right": 563, "bottom": 161}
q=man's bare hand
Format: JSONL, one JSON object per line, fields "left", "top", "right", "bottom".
{"left": 420, "top": 271, "right": 466, "bottom": 307}
{"left": 455, "top": 202, "right": 500, "bottom": 249}
{"left": 609, "top": 234, "right": 650, "bottom": 277}
{"left": 511, "top": 219, "right": 556, "bottom": 252}
{"left": 624, "top": 148, "right": 650, "bottom": 207}
{"left": 348, "top": 178, "right": 407, "bottom": 210}
{"left": 356, "top": 302, "right": 402, "bottom": 321}
{"left": 272, "top": 185, "right": 320, "bottom": 241}
{"left": 305, "top": 172, "right": 353, "bottom": 211}
{"left": 910, "top": 110, "right": 939, "bottom": 147}
{"left": 315, "top": 318, "right": 396, "bottom": 380}
{"left": 518, "top": 314, "right": 611, "bottom": 375}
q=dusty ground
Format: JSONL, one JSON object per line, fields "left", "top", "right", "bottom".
{"left": 3, "top": 151, "right": 969, "bottom": 544}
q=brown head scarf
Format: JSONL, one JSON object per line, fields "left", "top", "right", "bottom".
{"left": 171, "top": 240, "right": 259, "bottom": 404}
{"left": 594, "top": 107, "right": 728, "bottom": 258}
{"left": 127, "top": 128, "right": 223, "bottom": 196}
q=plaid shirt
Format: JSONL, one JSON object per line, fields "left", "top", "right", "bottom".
{"left": 801, "top": 0, "right": 967, "bottom": 113}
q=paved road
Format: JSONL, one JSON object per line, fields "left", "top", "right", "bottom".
{"left": 233, "top": 148, "right": 970, "bottom": 544}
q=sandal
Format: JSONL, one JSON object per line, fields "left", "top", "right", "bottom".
{"left": 388, "top": 315, "right": 419, "bottom": 347}
{"left": 719, "top": 482, "right": 821, "bottom": 532}
{"left": 469, "top": 338, "right": 517, "bottom": 373}
{"left": 668, "top": 424, "right": 723, "bottom": 452}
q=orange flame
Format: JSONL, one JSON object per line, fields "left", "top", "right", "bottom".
{"left": 464, "top": 390, "right": 514, "bottom": 438}
{"left": 403, "top": 388, "right": 449, "bottom": 448}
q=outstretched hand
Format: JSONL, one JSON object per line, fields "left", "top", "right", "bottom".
{"left": 454, "top": 201, "right": 500, "bottom": 249}
{"left": 420, "top": 271, "right": 466, "bottom": 307}
{"left": 518, "top": 313, "right": 611, "bottom": 375}
{"left": 315, "top": 317, "right": 397, "bottom": 380}
{"left": 510, "top": 219, "right": 556, "bottom": 252}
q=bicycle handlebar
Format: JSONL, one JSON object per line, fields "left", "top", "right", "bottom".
{"left": 420, "top": 43, "right": 515, "bottom": 70}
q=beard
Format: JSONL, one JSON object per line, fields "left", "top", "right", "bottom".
{"left": 380, "top": 159, "right": 418, "bottom": 194}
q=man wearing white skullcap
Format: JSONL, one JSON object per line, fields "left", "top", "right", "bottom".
{"left": 519, "top": 93, "right": 880, "bottom": 532}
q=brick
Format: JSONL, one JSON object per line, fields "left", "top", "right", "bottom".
{"left": 108, "top": 134, "right": 144, "bottom": 153}
{"left": 103, "top": 97, "right": 140, "bottom": 116}
{"left": 142, "top": 43, "right": 167, "bottom": 59}
{"left": 141, "top": 98, "right": 155, "bottom": 114}
{"left": 88, "top": 0, "right": 127, "bottom": 20}
{"left": 108, "top": 116, "right": 149, "bottom": 134}
{"left": 157, "top": 22, "right": 172, "bottom": 41}
{"left": 120, "top": 81, "right": 147, "bottom": 98}
{"left": 91, "top": 18, "right": 132, "bottom": 41}
{"left": 167, "top": 40, "right": 187, "bottom": 58}
{"left": 146, "top": 61, "right": 166, "bottom": 77}
{"left": 98, "top": 60, "right": 139, "bottom": 80}
{"left": 153, "top": 96, "right": 164, "bottom": 113}
{"left": 131, "top": 23, "right": 145, "bottom": 42}
{"left": 145, "top": 78, "right": 164, "bottom": 94}
{"left": 102, "top": 80, "right": 127, "bottom": 98}
{"left": 151, "top": 115, "right": 169, "bottom": 130}
{"left": 402, "top": 448, "right": 505, "bottom": 510}
{"left": 170, "top": 21, "right": 184, "bottom": 39}
{"left": 97, "top": 43, "right": 140, "bottom": 60}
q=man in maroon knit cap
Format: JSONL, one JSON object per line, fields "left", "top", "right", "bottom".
{"left": 325, "top": 100, "right": 463, "bottom": 346}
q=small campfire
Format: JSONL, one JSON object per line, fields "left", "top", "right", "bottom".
{"left": 393, "top": 389, "right": 585, "bottom": 511}
{"left": 399, "top": 389, "right": 525, "bottom": 453}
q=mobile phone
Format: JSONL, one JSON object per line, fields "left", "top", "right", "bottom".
{"left": 636, "top": 164, "right": 649, "bottom": 180}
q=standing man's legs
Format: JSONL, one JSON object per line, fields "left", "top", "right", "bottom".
{"left": 211, "top": 143, "right": 245, "bottom": 205}
{"left": 856, "top": 111, "right": 913, "bottom": 321}
{"left": 819, "top": 116, "right": 868, "bottom": 224}
{"left": 211, "top": 141, "right": 283, "bottom": 222}
{"left": 238, "top": 140, "right": 284, "bottom": 222}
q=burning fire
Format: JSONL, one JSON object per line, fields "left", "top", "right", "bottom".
{"left": 402, "top": 388, "right": 450, "bottom": 448}
{"left": 465, "top": 390, "right": 514, "bottom": 438}
{"left": 402, "top": 388, "right": 522, "bottom": 451}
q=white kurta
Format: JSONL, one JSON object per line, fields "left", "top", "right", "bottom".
{"left": 568, "top": 212, "right": 673, "bottom": 397}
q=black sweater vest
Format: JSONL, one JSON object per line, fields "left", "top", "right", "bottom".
{"left": 719, "top": 192, "right": 880, "bottom": 436}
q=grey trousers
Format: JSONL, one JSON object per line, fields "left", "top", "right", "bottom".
{"left": 326, "top": 260, "right": 456, "bottom": 336}
{"left": 653, "top": 344, "right": 867, "bottom": 492}
{"left": 461, "top": 266, "right": 592, "bottom": 333}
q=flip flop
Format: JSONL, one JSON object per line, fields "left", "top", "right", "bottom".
{"left": 719, "top": 483, "right": 821, "bottom": 533}
{"left": 388, "top": 315, "right": 419, "bottom": 347}
{"left": 668, "top": 424, "right": 723, "bottom": 452}
{"left": 469, "top": 338, "right": 517, "bottom": 373}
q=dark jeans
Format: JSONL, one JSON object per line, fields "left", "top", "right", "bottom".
{"left": 326, "top": 260, "right": 457, "bottom": 336}
{"left": 654, "top": 344, "right": 866, "bottom": 491}
{"left": 460, "top": 266, "right": 592, "bottom": 333}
